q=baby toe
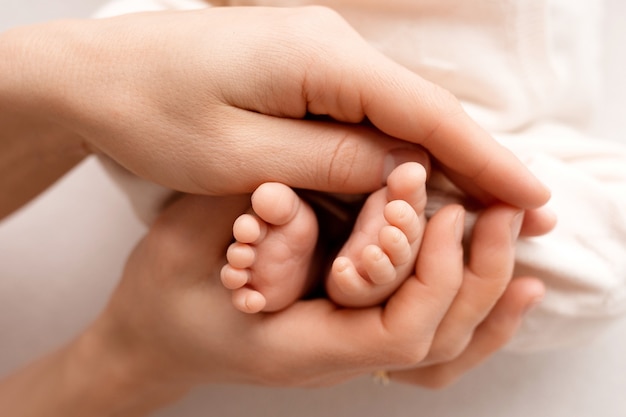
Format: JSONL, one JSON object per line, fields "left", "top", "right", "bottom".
{"left": 226, "top": 242, "right": 256, "bottom": 269}
{"left": 232, "top": 287, "right": 267, "bottom": 314}
{"left": 384, "top": 200, "right": 422, "bottom": 244}
{"left": 378, "top": 225, "right": 412, "bottom": 266}
{"left": 362, "top": 244, "right": 397, "bottom": 285}
{"left": 220, "top": 264, "right": 251, "bottom": 290}
{"left": 233, "top": 213, "right": 267, "bottom": 244}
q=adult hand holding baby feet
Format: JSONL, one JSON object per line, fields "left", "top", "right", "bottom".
{"left": 0, "top": 189, "right": 543, "bottom": 416}
{"left": 102, "top": 194, "right": 543, "bottom": 407}
{"left": 221, "top": 162, "right": 427, "bottom": 312}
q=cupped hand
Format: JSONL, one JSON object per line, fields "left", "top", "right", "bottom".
{"left": 389, "top": 204, "right": 545, "bottom": 386}
{"left": 15, "top": 6, "right": 548, "bottom": 208}
{"left": 89, "top": 192, "right": 543, "bottom": 398}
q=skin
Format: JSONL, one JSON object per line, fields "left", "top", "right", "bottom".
{"left": 0, "top": 7, "right": 551, "bottom": 216}
{"left": 221, "top": 162, "right": 428, "bottom": 313}
{"left": 0, "top": 194, "right": 544, "bottom": 416}
{"left": 0, "top": 204, "right": 552, "bottom": 403}
{"left": 0, "top": 6, "right": 549, "bottom": 414}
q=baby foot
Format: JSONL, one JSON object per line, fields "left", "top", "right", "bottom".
{"left": 326, "top": 162, "right": 427, "bottom": 307}
{"left": 220, "top": 183, "right": 318, "bottom": 313}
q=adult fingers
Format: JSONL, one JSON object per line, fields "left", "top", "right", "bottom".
{"left": 254, "top": 205, "right": 467, "bottom": 379}
{"left": 519, "top": 206, "right": 558, "bottom": 237}
{"left": 389, "top": 277, "right": 545, "bottom": 388}
{"left": 355, "top": 63, "right": 550, "bottom": 209}
{"left": 202, "top": 6, "right": 549, "bottom": 207}
{"left": 382, "top": 204, "right": 466, "bottom": 340}
{"left": 442, "top": 169, "right": 557, "bottom": 237}
{"left": 194, "top": 109, "right": 430, "bottom": 195}
{"left": 420, "top": 205, "right": 524, "bottom": 365}
{"left": 293, "top": 9, "right": 551, "bottom": 209}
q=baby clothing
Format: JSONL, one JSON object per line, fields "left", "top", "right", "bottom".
{"left": 95, "top": 0, "right": 626, "bottom": 352}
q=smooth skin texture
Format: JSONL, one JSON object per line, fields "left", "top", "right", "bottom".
{"left": 0, "top": 6, "right": 549, "bottom": 415}
{"left": 222, "top": 162, "right": 427, "bottom": 312}
{"left": 0, "top": 194, "right": 543, "bottom": 416}
{"left": 0, "top": 6, "right": 551, "bottom": 220}
{"left": 222, "top": 182, "right": 320, "bottom": 313}
{"left": 327, "top": 162, "right": 428, "bottom": 307}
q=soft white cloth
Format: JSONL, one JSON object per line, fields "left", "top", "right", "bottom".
{"left": 95, "top": 0, "right": 626, "bottom": 352}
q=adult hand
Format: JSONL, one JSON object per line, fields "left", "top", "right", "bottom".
{"left": 389, "top": 204, "right": 544, "bottom": 386}
{"left": 2, "top": 6, "right": 549, "bottom": 209}
{"left": 50, "top": 192, "right": 542, "bottom": 415}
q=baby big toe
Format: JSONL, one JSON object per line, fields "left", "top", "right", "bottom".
{"left": 251, "top": 183, "right": 300, "bottom": 226}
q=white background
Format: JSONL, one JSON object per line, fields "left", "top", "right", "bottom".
{"left": 1, "top": 1, "right": 625, "bottom": 416}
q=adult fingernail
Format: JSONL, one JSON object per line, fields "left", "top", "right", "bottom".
{"left": 454, "top": 207, "right": 466, "bottom": 242}
{"left": 523, "top": 296, "right": 544, "bottom": 316}
{"left": 383, "top": 148, "right": 430, "bottom": 182}
{"left": 510, "top": 211, "right": 524, "bottom": 241}
{"left": 539, "top": 205, "right": 558, "bottom": 229}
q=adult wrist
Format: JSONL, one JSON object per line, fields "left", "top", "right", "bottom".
{"left": 62, "top": 315, "right": 191, "bottom": 417}
{"left": 0, "top": 318, "right": 188, "bottom": 417}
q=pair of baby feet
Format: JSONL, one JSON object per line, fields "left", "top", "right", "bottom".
{"left": 220, "top": 162, "right": 428, "bottom": 313}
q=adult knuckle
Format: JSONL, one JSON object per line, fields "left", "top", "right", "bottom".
{"left": 428, "top": 344, "right": 465, "bottom": 364}
{"left": 384, "top": 342, "right": 430, "bottom": 368}
{"left": 323, "top": 132, "right": 360, "bottom": 188}
{"left": 427, "top": 333, "right": 472, "bottom": 364}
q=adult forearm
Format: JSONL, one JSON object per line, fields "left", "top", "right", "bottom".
{"left": 0, "top": 23, "right": 90, "bottom": 219}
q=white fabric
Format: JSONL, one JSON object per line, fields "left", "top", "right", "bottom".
{"left": 94, "top": 0, "right": 626, "bottom": 352}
